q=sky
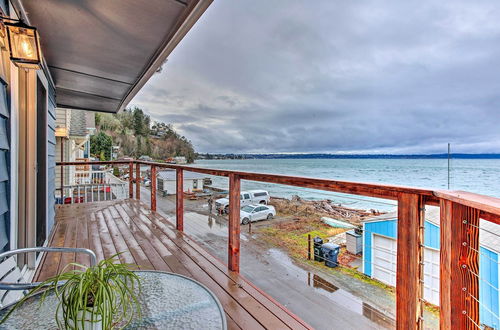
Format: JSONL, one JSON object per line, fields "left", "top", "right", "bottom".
{"left": 130, "top": 0, "right": 500, "bottom": 154}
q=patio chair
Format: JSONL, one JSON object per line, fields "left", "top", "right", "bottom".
{"left": 0, "top": 247, "right": 96, "bottom": 307}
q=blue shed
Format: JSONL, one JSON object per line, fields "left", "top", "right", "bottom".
{"left": 362, "top": 207, "right": 499, "bottom": 329}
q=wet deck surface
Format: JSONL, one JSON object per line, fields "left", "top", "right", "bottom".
{"left": 35, "top": 200, "right": 310, "bottom": 330}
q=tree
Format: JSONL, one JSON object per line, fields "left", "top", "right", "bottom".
{"left": 90, "top": 132, "right": 113, "bottom": 160}
{"left": 132, "top": 108, "right": 144, "bottom": 136}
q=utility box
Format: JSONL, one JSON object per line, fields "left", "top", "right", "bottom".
{"left": 346, "top": 229, "right": 362, "bottom": 255}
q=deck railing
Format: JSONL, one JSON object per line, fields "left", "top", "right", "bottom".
{"left": 57, "top": 164, "right": 128, "bottom": 203}
{"left": 56, "top": 160, "right": 500, "bottom": 330}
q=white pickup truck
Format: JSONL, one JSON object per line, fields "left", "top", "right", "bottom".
{"left": 215, "top": 190, "right": 270, "bottom": 214}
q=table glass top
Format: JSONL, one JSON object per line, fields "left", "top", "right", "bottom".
{"left": 0, "top": 271, "right": 226, "bottom": 329}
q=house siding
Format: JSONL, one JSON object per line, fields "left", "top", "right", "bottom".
{"left": 0, "top": 79, "right": 9, "bottom": 251}
{"left": 363, "top": 218, "right": 500, "bottom": 328}
{"left": 47, "top": 84, "right": 56, "bottom": 233}
{"left": 362, "top": 219, "right": 397, "bottom": 276}
{"left": 479, "top": 246, "right": 499, "bottom": 328}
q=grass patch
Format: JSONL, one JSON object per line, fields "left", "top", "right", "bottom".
{"left": 258, "top": 218, "right": 345, "bottom": 260}
{"left": 258, "top": 217, "right": 395, "bottom": 293}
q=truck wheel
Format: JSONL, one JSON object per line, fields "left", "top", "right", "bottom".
{"left": 267, "top": 214, "right": 273, "bottom": 220}
{"left": 259, "top": 200, "right": 266, "bottom": 204}
{"left": 224, "top": 205, "right": 229, "bottom": 214}
{"left": 242, "top": 218, "right": 250, "bottom": 225}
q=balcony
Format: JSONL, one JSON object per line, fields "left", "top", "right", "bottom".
{"left": 35, "top": 198, "right": 308, "bottom": 329}
{"left": 43, "top": 160, "right": 500, "bottom": 329}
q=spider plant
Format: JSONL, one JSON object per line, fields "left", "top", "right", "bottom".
{"left": 1, "top": 254, "right": 141, "bottom": 329}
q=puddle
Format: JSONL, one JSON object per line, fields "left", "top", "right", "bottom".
{"left": 184, "top": 212, "right": 228, "bottom": 238}
{"left": 307, "top": 273, "right": 395, "bottom": 329}
{"left": 267, "top": 249, "right": 395, "bottom": 329}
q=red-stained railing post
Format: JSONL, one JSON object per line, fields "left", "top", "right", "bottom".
{"left": 60, "top": 164, "right": 64, "bottom": 200}
{"left": 151, "top": 165, "right": 157, "bottom": 212}
{"left": 396, "top": 193, "right": 424, "bottom": 330}
{"left": 135, "top": 163, "right": 141, "bottom": 200}
{"left": 176, "top": 168, "right": 184, "bottom": 231}
{"left": 228, "top": 173, "right": 241, "bottom": 273}
{"left": 440, "top": 200, "right": 480, "bottom": 329}
{"left": 128, "top": 162, "right": 134, "bottom": 199}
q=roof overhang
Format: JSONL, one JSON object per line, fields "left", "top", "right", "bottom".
{"left": 14, "top": 0, "right": 212, "bottom": 113}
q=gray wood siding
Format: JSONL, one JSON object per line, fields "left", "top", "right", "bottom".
{"left": 47, "top": 84, "right": 56, "bottom": 233}
{"left": 0, "top": 80, "right": 8, "bottom": 251}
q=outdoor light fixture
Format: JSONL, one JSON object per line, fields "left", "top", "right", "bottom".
{"left": 1, "top": 17, "right": 40, "bottom": 69}
{"left": 0, "top": 21, "right": 7, "bottom": 50}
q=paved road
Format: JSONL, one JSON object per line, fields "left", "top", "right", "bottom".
{"left": 139, "top": 187, "right": 398, "bottom": 329}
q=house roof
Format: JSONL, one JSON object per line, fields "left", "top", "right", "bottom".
{"left": 17, "top": 0, "right": 212, "bottom": 113}
{"left": 69, "top": 110, "right": 94, "bottom": 137}
{"left": 157, "top": 170, "right": 205, "bottom": 181}
{"left": 363, "top": 206, "right": 500, "bottom": 253}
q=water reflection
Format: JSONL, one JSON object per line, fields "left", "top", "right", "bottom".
{"left": 307, "top": 273, "right": 395, "bottom": 328}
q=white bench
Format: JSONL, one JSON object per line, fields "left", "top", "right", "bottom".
{"left": 0, "top": 247, "right": 96, "bottom": 307}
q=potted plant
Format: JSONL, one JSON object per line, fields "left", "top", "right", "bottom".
{"left": 1, "top": 255, "right": 141, "bottom": 329}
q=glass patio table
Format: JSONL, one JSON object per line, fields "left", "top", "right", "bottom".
{"left": 0, "top": 271, "right": 227, "bottom": 329}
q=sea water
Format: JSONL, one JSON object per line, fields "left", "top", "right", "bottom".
{"left": 192, "top": 158, "right": 500, "bottom": 211}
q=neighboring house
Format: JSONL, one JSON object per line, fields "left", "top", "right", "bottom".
{"left": 157, "top": 170, "right": 205, "bottom": 194}
{"left": 362, "top": 207, "right": 499, "bottom": 328}
{"left": 55, "top": 109, "right": 95, "bottom": 196}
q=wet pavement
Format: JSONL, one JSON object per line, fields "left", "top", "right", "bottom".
{"left": 139, "top": 187, "right": 438, "bottom": 329}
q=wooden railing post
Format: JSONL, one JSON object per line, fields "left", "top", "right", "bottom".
{"left": 176, "top": 168, "right": 184, "bottom": 231}
{"left": 396, "top": 193, "right": 424, "bottom": 329}
{"left": 135, "top": 163, "right": 141, "bottom": 200}
{"left": 128, "top": 162, "right": 134, "bottom": 199}
{"left": 440, "top": 200, "right": 480, "bottom": 329}
{"left": 60, "top": 164, "right": 64, "bottom": 200}
{"left": 228, "top": 173, "right": 241, "bottom": 273}
{"left": 151, "top": 165, "right": 157, "bottom": 212}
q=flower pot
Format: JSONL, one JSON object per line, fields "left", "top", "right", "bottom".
{"left": 66, "top": 307, "right": 103, "bottom": 330}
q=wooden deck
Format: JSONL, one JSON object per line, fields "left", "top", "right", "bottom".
{"left": 35, "top": 199, "right": 310, "bottom": 330}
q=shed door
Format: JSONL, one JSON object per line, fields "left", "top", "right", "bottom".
{"left": 372, "top": 234, "right": 397, "bottom": 286}
{"left": 423, "top": 248, "right": 440, "bottom": 306}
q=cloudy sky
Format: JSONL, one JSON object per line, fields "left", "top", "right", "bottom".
{"left": 130, "top": 0, "right": 500, "bottom": 154}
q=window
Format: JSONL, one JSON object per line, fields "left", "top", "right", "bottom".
{"left": 193, "top": 180, "right": 198, "bottom": 189}
{"left": 242, "top": 206, "right": 254, "bottom": 213}
{"left": 253, "top": 192, "right": 268, "bottom": 197}
{"left": 244, "top": 193, "right": 250, "bottom": 199}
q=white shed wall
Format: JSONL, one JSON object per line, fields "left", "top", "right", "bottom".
{"left": 158, "top": 178, "right": 203, "bottom": 194}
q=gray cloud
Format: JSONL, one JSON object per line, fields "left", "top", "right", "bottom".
{"left": 130, "top": 0, "right": 500, "bottom": 153}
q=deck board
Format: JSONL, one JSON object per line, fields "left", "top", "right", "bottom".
{"left": 36, "top": 200, "right": 310, "bottom": 330}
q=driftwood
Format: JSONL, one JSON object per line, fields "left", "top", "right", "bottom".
{"left": 271, "top": 195, "right": 383, "bottom": 225}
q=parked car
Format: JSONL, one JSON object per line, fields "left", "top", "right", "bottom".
{"left": 215, "top": 190, "right": 271, "bottom": 214}
{"left": 240, "top": 204, "right": 276, "bottom": 224}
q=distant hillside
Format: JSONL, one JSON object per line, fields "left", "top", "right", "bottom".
{"left": 198, "top": 153, "right": 500, "bottom": 160}
{"left": 93, "top": 107, "right": 195, "bottom": 163}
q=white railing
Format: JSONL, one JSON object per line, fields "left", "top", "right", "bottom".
{"left": 59, "top": 170, "right": 127, "bottom": 204}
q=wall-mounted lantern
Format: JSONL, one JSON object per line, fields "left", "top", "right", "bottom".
{"left": 0, "top": 21, "right": 7, "bottom": 50}
{"left": 4, "top": 20, "right": 41, "bottom": 69}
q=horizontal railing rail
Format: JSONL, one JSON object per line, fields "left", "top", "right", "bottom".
{"left": 55, "top": 160, "right": 500, "bottom": 330}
